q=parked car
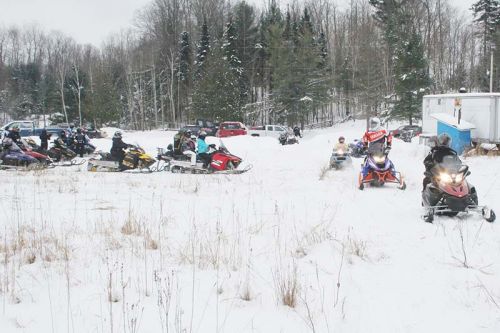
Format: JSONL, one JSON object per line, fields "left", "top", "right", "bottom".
{"left": 179, "top": 125, "right": 202, "bottom": 135}
{"left": 217, "top": 122, "right": 247, "bottom": 137}
{"left": 195, "top": 119, "right": 218, "bottom": 136}
{"left": 1, "top": 120, "right": 62, "bottom": 137}
{"left": 390, "top": 125, "right": 422, "bottom": 137}
{"left": 248, "top": 124, "right": 289, "bottom": 138}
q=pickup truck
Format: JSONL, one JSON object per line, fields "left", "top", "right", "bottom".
{"left": 248, "top": 124, "right": 289, "bottom": 138}
{"left": 1, "top": 121, "right": 62, "bottom": 137}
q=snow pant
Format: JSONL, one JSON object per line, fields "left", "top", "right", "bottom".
{"left": 198, "top": 153, "right": 211, "bottom": 168}
{"left": 422, "top": 176, "right": 432, "bottom": 192}
{"left": 183, "top": 151, "right": 196, "bottom": 166}
{"left": 75, "top": 143, "right": 85, "bottom": 157}
{"left": 41, "top": 141, "right": 48, "bottom": 150}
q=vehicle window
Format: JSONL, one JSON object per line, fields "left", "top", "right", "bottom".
{"left": 14, "top": 122, "right": 33, "bottom": 129}
{"left": 197, "top": 120, "right": 203, "bottom": 126}
{"left": 206, "top": 121, "right": 214, "bottom": 127}
{"left": 276, "top": 126, "right": 285, "bottom": 132}
{"left": 224, "top": 123, "right": 241, "bottom": 130}
{"left": 267, "top": 125, "right": 273, "bottom": 131}
{"left": 398, "top": 126, "right": 406, "bottom": 130}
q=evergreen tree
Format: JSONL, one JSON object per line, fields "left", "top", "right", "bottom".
{"left": 195, "top": 22, "right": 210, "bottom": 79}
{"left": 192, "top": 44, "right": 242, "bottom": 121}
{"left": 178, "top": 32, "right": 192, "bottom": 86}
{"left": 393, "top": 30, "right": 431, "bottom": 124}
{"left": 223, "top": 19, "right": 246, "bottom": 105}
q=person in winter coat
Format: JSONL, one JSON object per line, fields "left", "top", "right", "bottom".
{"left": 7, "top": 125, "right": 22, "bottom": 145}
{"left": 333, "top": 136, "right": 349, "bottom": 152}
{"left": 110, "top": 131, "right": 130, "bottom": 163}
{"left": 181, "top": 132, "right": 197, "bottom": 166}
{"left": 362, "top": 117, "right": 392, "bottom": 149}
{"left": 293, "top": 126, "right": 302, "bottom": 138}
{"left": 39, "top": 129, "right": 51, "bottom": 151}
{"left": 422, "top": 133, "right": 457, "bottom": 191}
{"left": 361, "top": 117, "right": 395, "bottom": 178}
{"left": 55, "top": 131, "right": 69, "bottom": 148}
{"left": 196, "top": 131, "right": 211, "bottom": 168}
{"left": 1, "top": 125, "right": 9, "bottom": 141}
{"left": 74, "top": 128, "right": 88, "bottom": 157}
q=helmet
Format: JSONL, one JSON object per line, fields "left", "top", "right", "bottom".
{"left": 370, "top": 117, "right": 381, "bottom": 130}
{"left": 338, "top": 136, "right": 345, "bottom": 143}
{"left": 76, "top": 128, "right": 82, "bottom": 134}
{"left": 2, "top": 138, "right": 13, "bottom": 147}
{"left": 12, "top": 125, "right": 20, "bottom": 131}
{"left": 113, "top": 131, "right": 122, "bottom": 139}
{"left": 437, "top": 133, "right": 452, "bottom": 147}
{"left": 199, "top": 131, "right": 207, "bottom": 136}
{"left": 185, "top": 130, "right": 192, "bottom": 137}
{"left": 60, "top": 130, "right": 67, "bottom": 137}
{"left": 190, "top": 135, "right": 196, "bottom": 140}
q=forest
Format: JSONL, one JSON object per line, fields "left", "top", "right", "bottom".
{"left": 0, "top": 0, "right": 498, "bottom": 129}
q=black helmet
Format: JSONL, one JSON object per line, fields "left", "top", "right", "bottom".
{"left": 113, "top": 131, "right": 122, "bottom": 139}
{"left": 77, "top": 128, "right": 82, "bottom": 134}
{"left": 60, "top": 130, "right": 67, "bottom": 137}
{"left": 338, "top": 136, "right": 345, "bottom": 143}
{"left": 198, "top": 131, "right": 207, "bottom": 140}
{"left": 437, "top": 133, "right": 452, "bottom": 147}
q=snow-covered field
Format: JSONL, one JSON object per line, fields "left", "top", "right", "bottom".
{"left": 1, "top": 121, "right": 499, "bottom": 332}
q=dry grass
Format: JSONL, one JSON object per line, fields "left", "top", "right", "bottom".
{"left": 274, "top": 264, "right": 300, "bottom": 308}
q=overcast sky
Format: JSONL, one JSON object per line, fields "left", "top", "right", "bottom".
{"left": 0, "top": 0, "right": 477, "bottom": 47}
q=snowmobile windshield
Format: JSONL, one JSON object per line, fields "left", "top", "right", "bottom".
{"left": 367, "top": 142, "right": 385, "bottom": 155}
{"left": 438, "top": 155, "right": 462, "bottom": 171}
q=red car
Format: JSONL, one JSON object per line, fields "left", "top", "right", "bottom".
{"left": 217, "top": 122, "right": 247, "bottom": 137}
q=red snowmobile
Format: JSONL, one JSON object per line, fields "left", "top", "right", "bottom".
{"left": 422, "top": 155, "right": 495, "bottom": 223}
{"left": 159, "top": 143, "right": 251, "bottom": 174}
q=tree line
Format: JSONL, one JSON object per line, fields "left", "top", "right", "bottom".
{"left": 0, "top": 0, "right": 499, "bottom": 128}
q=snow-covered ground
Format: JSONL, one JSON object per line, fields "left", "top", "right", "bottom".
{"left": 1, "top": 121, "right": 499, "bottom": 332}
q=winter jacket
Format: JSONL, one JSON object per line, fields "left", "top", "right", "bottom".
{"left": 197, "top": 138, "right": 209, "bottom": 154}
{"left": 110, "top": 137, "right": 129, "bottom": 159}
{"left": 362, "top": 128, "right": 392, "bottom": 148}
{"left": 7, "top": 130, "right": 21, "bottom": 144}
{"left": 424, "top": 146, "right": 457, "bottom": 171}
{"left": 333, "top": 143, "right": 349, "bottom": 152}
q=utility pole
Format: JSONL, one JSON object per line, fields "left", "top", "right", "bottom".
{"left": 490, "top": 46, "right": 494, "bottom": 93}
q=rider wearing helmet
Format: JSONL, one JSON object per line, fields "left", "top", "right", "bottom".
{"left": 362, "top": 117, "right": 392, "bottom": 149}
{"left": 361, "top": 117, "right": 395, "bottom": 178}
{"left": 333, "top": 136, "right": 349, "bottom": 153}
{"left": 110, "top": 131, "right": 130, "bottom": 164}
{"left": 54, "top": 130, "right": 69, "bottom": 148}
{"left": 7, "top": 125, "right": 22, "bottom": 144}
{"left": 74, "top": 128, "right": 88, "bottom": 157}
{"left": 197, "top": 131, "right": 211, "bottom": 168}
{"left": 422, "top": 133, "right": 457, "bottom": 191}
{"left": 180, "top": 131, "right": 196, "bottom": 166}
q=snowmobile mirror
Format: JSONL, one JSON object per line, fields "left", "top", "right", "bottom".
{"left": 459, "top": 165, "right": 469, "bottom": 175}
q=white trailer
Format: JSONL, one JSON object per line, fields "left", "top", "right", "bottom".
{"left": 422, "top": 93, "right": 500, "bottom": 144}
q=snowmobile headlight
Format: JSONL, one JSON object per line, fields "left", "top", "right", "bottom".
{"left": 336, "top": 149, "right": 344, "bottom": 155}
{"left": 373, "top": 155, "right": 386, "bottom": 164}
{"left": 454, "top": 173, "right": 464, "bottom": 183}
{"left": 439, "top": 172, "right": 453, "bottom": 184}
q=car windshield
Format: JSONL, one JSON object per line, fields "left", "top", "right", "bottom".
{"left": 223, "top": 123, "right": 241, "bottom": 129}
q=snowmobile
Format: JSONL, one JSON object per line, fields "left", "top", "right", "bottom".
{"left": 20, "top": 138, "right": 54, "bottom": 166}
{"left": 330, "top": 147, "right": 352, "bottom": 169}
{"left": 159, "top": 144, "right": 251, "bottom": 174}
{"left": 87, "top": 145, "right": 156, "bottom": 172}
{"left": 69, "top": 141, "right": 96, "bottom": 155}
{"left": 422, "top": 155, "right": 495, "bottom": 223}
{"left": 358, "top": 143, "right": 406, "bottom": 190}
{"left": 349, "top": 139, "right": 366, "bottom": 158}
{"left": 279, "top": 132, "right": 299, "bottom": 145}
{"left": 0, "top": 144, "right": 41, "bottom": 170}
